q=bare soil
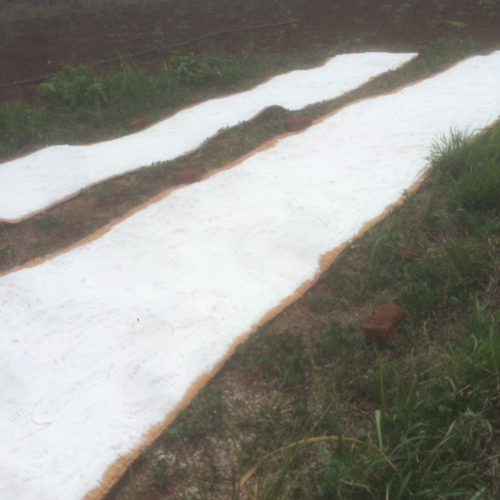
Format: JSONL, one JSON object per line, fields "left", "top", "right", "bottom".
{"left": 2, "top": 0, "right": 500, "bottom": 104}
{"left": 1, "top": 1, "right": 500, "bottom": 500}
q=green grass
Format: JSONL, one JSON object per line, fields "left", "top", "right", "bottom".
{"left": 0, "top": 102, "right": 49, "bottom": 157}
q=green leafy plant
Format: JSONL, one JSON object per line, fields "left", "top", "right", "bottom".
{"left": 36, "top": 65, "right": 108, "bottom": 111}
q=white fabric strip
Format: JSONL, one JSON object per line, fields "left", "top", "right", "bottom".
{"left": 0, "top": 52, "right": 415, "bottom": 221}
{"left": 1, "top": 51, "right": 500, "bottom": 500}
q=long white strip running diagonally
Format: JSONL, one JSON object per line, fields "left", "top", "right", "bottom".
{"left": 1, "top": 51, "right": 500, "bottom": 500}
{"left": 0, "top": 52, "right": 415, "bottom": 221}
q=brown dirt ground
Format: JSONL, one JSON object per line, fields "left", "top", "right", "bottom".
{"left": 1, "top": 0, "right": 500, "bottom": 104}
{"left": 1, "top": 1, "right": 500, "bottom": 500}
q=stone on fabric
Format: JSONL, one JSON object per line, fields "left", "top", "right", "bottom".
{"left": 129, "top": 118, "right": 148, "bottom": 130}
{"left": 363, "top": 304, "right": 405, "bottom": 348}
{"left": 171, "top": 169, "right": 201, "bottom": 185}
{"left": 283, "top": 116, "right": 313, "bottom": 132}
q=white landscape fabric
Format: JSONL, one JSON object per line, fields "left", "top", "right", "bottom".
{"left": 0, "top": 52, "right": 416, "bottom": 221}
{"left": 2, "top": 51, "right": 500, "bottom": 500}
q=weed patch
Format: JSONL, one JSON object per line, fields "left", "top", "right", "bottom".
{"left": 0, "top": 102, "right": 48, "bottom": 156}
{"left": 37, "top": 65, "right": 109, "bottom": 111}
{"left": 231, "top": 327, "right": 307, "bottom": 389}
{"left": 162, "top": 385, "right": 226, "bottom": 444}
{"left": 34, "top": 212, "right": 63, "bottom": 235}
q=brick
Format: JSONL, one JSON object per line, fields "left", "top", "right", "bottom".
{"left": 283, "top": 116, "right": 313, "bottom": 132}
{"left": 363, "top": 304, "right": 405, "bottom": 348}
